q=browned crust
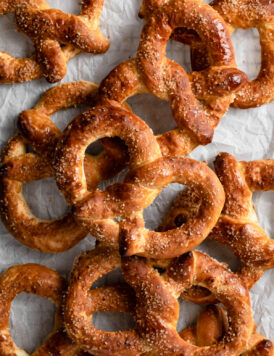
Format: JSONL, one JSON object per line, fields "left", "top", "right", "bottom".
{"left": 0, "top": 0, "right": 109, "bottom": 83}
{"left": 159, "top": 152, "right": 274, "bottom": 298}
{"left": 122, "top": 251, "right": 254, "bottom": 355}
{"left": 64, "top": 246, "right": 149, "bottom": 355}
{"left": 0, "top": 263, "right": 81, "bottom": 356}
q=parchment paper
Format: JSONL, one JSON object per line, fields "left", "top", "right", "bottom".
{"left": 0, "top": 0, "right": 273, "bottom": 352}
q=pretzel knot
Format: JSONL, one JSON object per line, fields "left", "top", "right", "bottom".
{"left": 122, "top": 251, "right": 254, "bottom": 356}
{"left": 54, "top": 103, "right": 225, "bottom": 257}
{"left": 160, "top": 152, "right": 274, "bottom": 302}
{"left": 0, "top": 0, "right": 109, "bottom": 83}
{"left": 166, "top": 0, "right": 274, "bottom": 108}
{"left": 64, "top": 246, "right": 150, "bottom": 355}
{"left": 180, "top": 305, "right": 274, "bottom": 356}
{"left": 0, "top": 263, "right": 84, "bottom": 355}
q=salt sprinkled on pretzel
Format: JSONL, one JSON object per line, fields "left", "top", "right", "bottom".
{"left": 0, "top": 134, "right": 89, "bottom": 252}
{"left": 64, "top": 245, "right": 151, "bottom": 356}
{"left": 164, "top": 0, "right": 274, "bottom": 108}
{"left": 0, "top": 263, "right": 85, "bottom": 356}
{"left": 0, "top": 0, "right": 109, "bottom": 83}
{"left": 160, "top": 152, "right": 274, "bottom": 302}
{"left": 122, "top": 251, "right": 254, "bottom": 356}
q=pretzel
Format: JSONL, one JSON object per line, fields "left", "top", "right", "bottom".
{"left": 64, "top": 246, "right": 151, "bottom": 355}
{"left": 180, "top": 305, "right": 274, "bottom": 356}
{"left": 151, "top": 0, "right": 274, "bottom": 108}
{"left": 0, "top": 263, "right": 87, "bottom": 356}
{"left": 122, "top": 250, "right": 254, "bottom": 356}
{"left": 57, "top": 105, "right": 225, "bottom": 257}
{"left": 0, "top": 0, "right": 109, "bottom": 83}
{"left": 18, "top": 81, "right": 127, "bottom": 187}
{"left": 160, "top": 152, "right": 274, "bottom": 301}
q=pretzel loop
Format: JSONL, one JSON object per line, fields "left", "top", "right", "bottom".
{"left": 73, "top": 157, "right": 225, "bottom": 258}
{"left": 0, "top": 264, "right": 81, "bottom": 356}
{"left": 160, "top": 153, "right": 274, "bottom": 301}
{"left": 122, "top": 251, "right": 254, "bottom": 356}
{"left": 0, "top": 134, "right": 90, "bottom": 252}
{"left": 64, "top": 246, "right": 149, "bottom": 356}
{"left": 0, "top": 0, "right": 109, "bottom": 83}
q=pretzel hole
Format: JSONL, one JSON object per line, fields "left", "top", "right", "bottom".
{"left": 92, "top": 312, "right": 135, "bottom": 331}
{"left": 253, "top": 191, "right": 273, "bottom": 237}
{"left": 86, "top": 140, "right": 104, "bottom": 156}
{"left": 10, "top": 292, "right": 55, "bottom": 353}
{"left": 90, "top": 268, "right": 125, "bottom": 290}
{"left": 0, "top": 13, "right": 34, "bottom": 57}
{"left": 47, "top": 0, "right": 81, "bottom": 14}
{"left": 127, "top": 94, "right": 177, "bottom": 135}
{"left": 166, "top": 39, "right": 192, "bottom": 73}
{"left": 23, "top": 177, "right": 68, "bottom": 219}
{"left": 52, "top": 106, "right": 90, "bottom": 132}
{"left": 143, "top": 183, "right": 188, "bottom": 231}
{"left": 177, "top": 299, "right": 204, "bottom": 332}
{"left": 197, "top": 239, "right": 241, "bottom": 273}
{"left": 231, "top": 28, "right": 261, "bottom": 81}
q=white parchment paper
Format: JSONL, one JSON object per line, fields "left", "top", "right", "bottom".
{"left": 0, "top": 0, "right": 273, "bottom": 352}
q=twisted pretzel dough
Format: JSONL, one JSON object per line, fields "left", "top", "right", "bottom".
{"left": 0, "top": 263, "right": 84, "bottom": 356}
{"left": 0, "top": 0, "right": 109, "bottom": 83}
{"left": 160, "top": 152, "right": 274, "bottom": 301}
{"left": 180, "top": 305, "right": 274, "bottom": 356}
{"left": 64, "top": 246, "right": 150, "bottom": 356}
{"left": 147, "top": 0, "right": 274, "bottom": 108}
{"left": 0, "top": 134, "right": 88, "bottom": 252}
{"left": 122, "top": 251, "right": 254, "bottom": 356}
{"left": 68, "top": 138, "right": 224, "bottom": 257}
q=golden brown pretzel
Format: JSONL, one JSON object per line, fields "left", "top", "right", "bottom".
{"left": 122, "top": 251, "right": 254, "bottom": 356}
{"left": 72, "top": 155, "right": 225, "bottom": 258}
{"left": 64, "top": 246, "right": 150, "bottom": 356}
{"left": 180, "top": 305, "right": 274, "bottom": 356}
{"left": 160, "top": 152, "right": 274, "bottom": 301}
{"left": 135, "top": 0, "right": 247, "bottom": 125}
{"left": 154, "top": 0, "right": 274, "bottom": 108}
{"left": 0, "top": 134, "right": 89, "bottom": 252}
{"left": 0, "top": 0, "right": 109, "bottom": 83}
{"left": 0, "top": 263, "right": 84, "bottom": 356}
{"left": 18, "top": 81, "right": 127, "bottom": 191}
{"left": 54, "top": 102, "right": 162, "bottom": 203}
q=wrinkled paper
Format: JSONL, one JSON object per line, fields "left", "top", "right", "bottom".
{"left": 0, "top": 0, "right": 273, "bottom": 352}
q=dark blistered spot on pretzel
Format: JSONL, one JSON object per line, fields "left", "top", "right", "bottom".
{"left": 0, "top": 263, "right": 82, "bottom": 356}
{"left": 64, "top": 246, "right": 150, "bottom": 356}
{"left": 122, "top": 251, "right": 254, "bottom": 356}
{"left": 160, "top": 152, "right": 274, "bottom": 301}
{"left": 0, "top": 134, "right": 88, "bottom": 252}
{"left": 73, "top": 156, "right": 225, "bottom": 258}
{"left": 0, "top": 0, "right": 109, "bottom": 83}
{"left": 179, "top": 305, "right": 273, "bottom": 355}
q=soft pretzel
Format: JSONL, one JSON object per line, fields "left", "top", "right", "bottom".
{"left": 160, "top": 152, "right": 274, "bottom": 301}
{"left": 61, "top": 112, "right": 225, "bottom": 257}
{"left": 18, "top": 81, "right": 127, "bottom": 189}
{"left": 0, "top": 134, "right": 89, "bottom": 252}
{"left": 151, "top": 0, "right": 274, "bottom": 108}
{"left": 54, "top": 102, "right": 162, "bottom": 203}
{"left": 180, "top": 305, "right": 274, "bottom": 356}
{"left": 0, "top": 263, "right": 85, "bottom": 356}
{"left": 122, "top": 251, "right": 254, "bottom": 356}
{"left": 0, "top": 0, "right": 109, "bottom": 83}
{"left": 64, "top": 246, "right": 150, "bottom": 356}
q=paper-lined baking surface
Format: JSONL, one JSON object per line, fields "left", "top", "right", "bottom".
{"left": 0, "top": 0, "right": 273, "bottom": 352}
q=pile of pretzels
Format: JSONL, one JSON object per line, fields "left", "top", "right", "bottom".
{"left": 0, "top": 0, "right": 273, "bottom": 355}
